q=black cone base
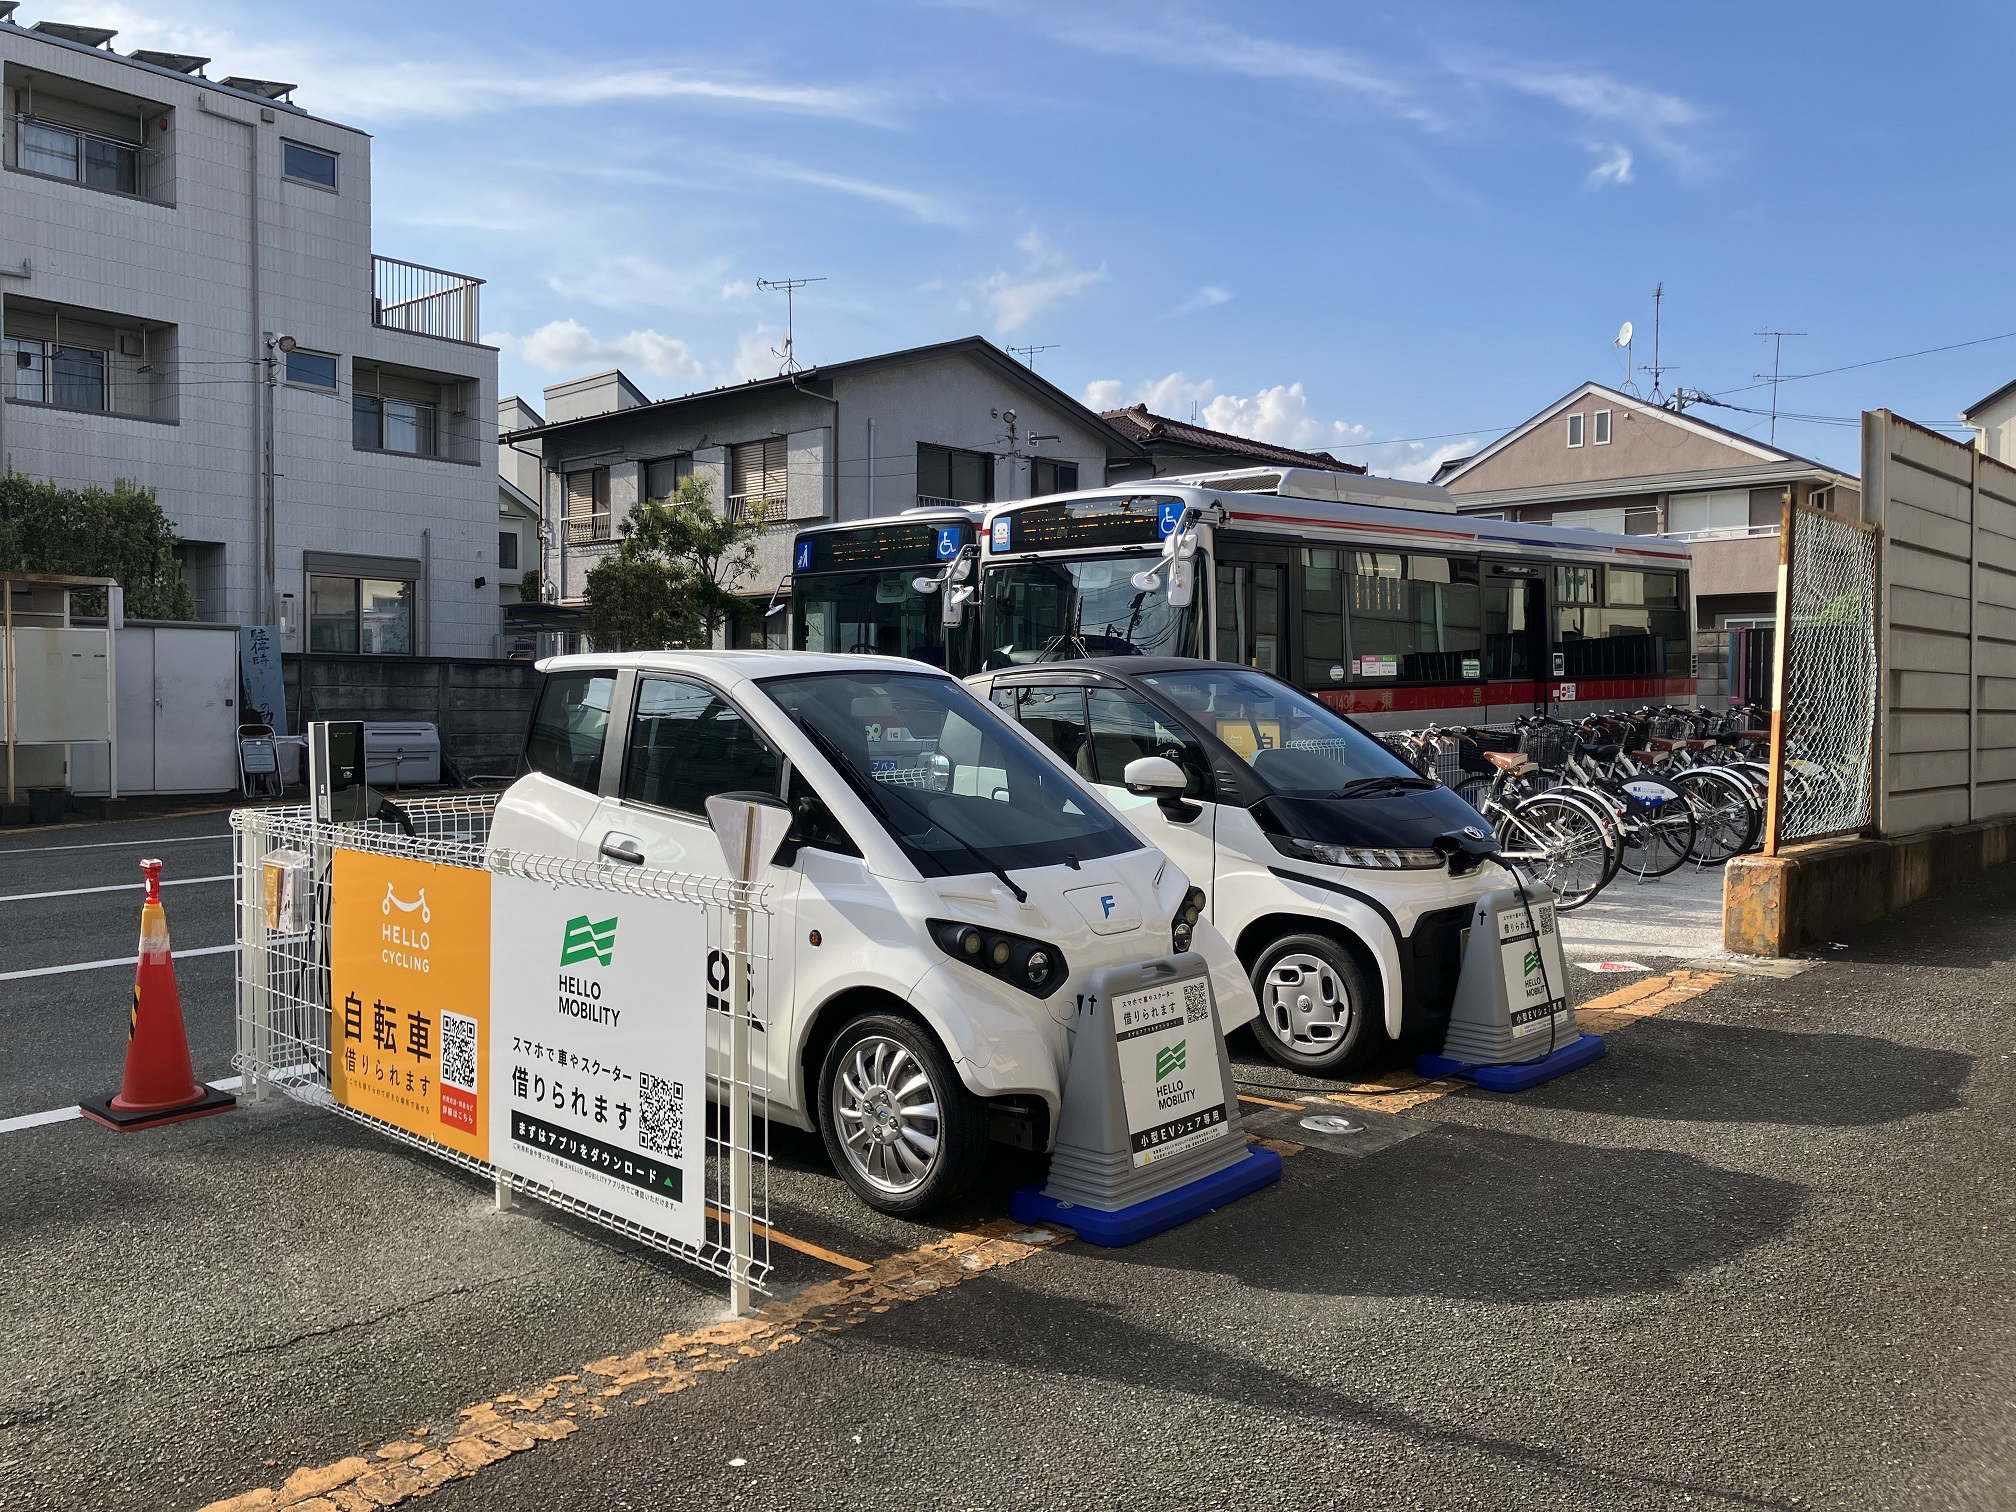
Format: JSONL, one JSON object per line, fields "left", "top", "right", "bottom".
{"left": 79, "top": 1084, "right": 237, "bottom": 1132}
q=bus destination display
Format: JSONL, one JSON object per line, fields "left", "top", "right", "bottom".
{"left": 993, "top": 497, "right": 1183, "bottom": 553}
{"left": 796, "top": 522, "right": 970, "bottom": 574}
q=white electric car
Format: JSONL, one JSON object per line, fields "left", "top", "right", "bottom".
{"left": 968, "top": 659, "right": 1509, "bottom": 1074}
{"left": 488, "top": 651, "right": 1255, "bottom": 1215}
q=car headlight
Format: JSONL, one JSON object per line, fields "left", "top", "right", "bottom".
{"left": 1170, "top": 886, "right": 1206, "bottom": 954}
{"left": 1267, "top": 833, "right": 1445, "bottom": 870}
{"left": 927, "top": 919, "right": 1067, "bottom": 999}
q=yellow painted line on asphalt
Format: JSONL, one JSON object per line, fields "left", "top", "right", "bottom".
{"left": 1323, "top": 968, "right": 1736, "bottom": 1114}
{"left": 702, "top": 1204, "right": 868, "bottom": 1273}
{"left": 1236, "top": 1092, "right": 1305, "bottom": 1111}
{"left": 199, "top": 1219, "right": 1070, "bottom": 1512}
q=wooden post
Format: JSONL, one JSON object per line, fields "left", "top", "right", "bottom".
{"left": 1762, "top": 494, "right": 1795, "bottom": 855}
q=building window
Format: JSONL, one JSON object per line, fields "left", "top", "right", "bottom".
{"left": 282, "top": 141, "right": 338, "bottom": 189}
{"left": 1593, "top": 409, "right": 1612, "bottom": 445}
{"left": 1809, "top": 487, "right": 1833, "bottom": 511}
{"left": 645, "top": 454, "right": 695, "bottom": 501}
{"left": 1666, "top": 490, "right": 1750, "bottom": 538}
{"left": 566, "top": 467, "right": 611, "bottom": 544}
{"left": 308, "top": 575, "right": 414, "bottom": 655}
{"left": 1566, "top": 413, "right": 1585, "bottom": 448}
{"left": 498, "top": 531, "right": 519, "bottom": 571}
{"left": 918, "top": 443, "right": 992, "bottom": 505}
{"left": 727, "top": 438, "right": 787, "bottom": 521}
{"left": 284, "top": 349, "right": 339, "bottom": 391}
{"left": 1031, "top": 458, "right": 1079, "bottom": 496}
{"left": 19, "top": 118, "right": 141, "bottom": 195}
{"left": 352, "top": 394, "right": 439, "bottom": 456}
{"left": 4, "top": 337, "right": 105, "bottom": 411}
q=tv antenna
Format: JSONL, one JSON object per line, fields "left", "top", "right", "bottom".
{"left": 755, "top": 276, "right": 825, "bottom": 374}
{"left": 1615, "top": 320, "right": 1637, "bottom": 395}
{"left": 1641, "top": 283, "right": 1675, "bottom": 405}
{"left": 1753, "top": 328, "right": 1806, "bottom": 445}
{"left": 1006, "top": 342, "right": 1058, "bottom": 371}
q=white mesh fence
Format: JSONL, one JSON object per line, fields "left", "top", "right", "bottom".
{"left": 230, "top": 795, "right": 776, "bottom": 1296}
{"left": 1770, "top": 504, "right": 1881, "bottom": 847}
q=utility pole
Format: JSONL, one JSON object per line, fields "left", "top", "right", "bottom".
{"left": 1642, "top": 283, "right": 1675, "bottom": 406}
{"left": 756, "top": 276, "right": 825, "bottom": 374}
{"left": 1753, "top": 328, "right": 1806, "bottom": 445}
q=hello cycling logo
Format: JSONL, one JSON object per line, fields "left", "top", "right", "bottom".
{"left": 560, "top": 914, "right": 618, "bottom": 968}
{"left": 1155, "top": 1039, "right": 1187, "bottom": 1080}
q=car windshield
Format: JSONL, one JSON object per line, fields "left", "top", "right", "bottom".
{"left": 1139, "top": 666, "right": 1421, "bottom": 796}
{"left": 760, "top": 669, "right": 1138, "bottom": 877}
{"left": 794, "top": 571, "right": 950, "bottom": 669}
{"left": 983, "top": 554, "right": 1202, "bottom": 667}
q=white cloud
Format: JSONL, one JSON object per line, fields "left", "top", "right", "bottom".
{"left": 34, "top": 1, "right": 885, "bottom": 125}
{"left": 1585, "top": 144, "right": 1635, "bottom": 187}
{"left": 1167, "top": 286, "right": 1233, "bottom": 318}
{"left": 1081, "top": 372, "right": 1478, "bottom": 482}
{"left": 721, "top": 281, "right": 758, "bottom": 301}
{"left": 488, "top": 320, "right": 703, "bottom": 380}
{"left": 731, "top": 327, "right": 789, "bottom": 383}
{"left": 545, "top": 253, "right": 744, "bottom": 313}
{"left": 1455, "top": 57, "right": 1710, "bottom": 174}
{"left": 979, "top": 229, "right": 1106, "bottom": 334}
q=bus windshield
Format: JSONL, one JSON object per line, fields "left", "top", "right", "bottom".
{"left": 983, "top": 553, "right": 1202, "bottom": 668}
{"left": 794, "top": 571, "right": 951, "bottom": 670}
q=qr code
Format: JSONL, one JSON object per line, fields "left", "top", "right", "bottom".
{"left": 637, "top": 1072, "right": 685, "bottom": 1162}
{"left": 1182, "top": 979, "right": 1211, "bottom": 1024}
{"left": 439, "top": 1012, "right": 478, "bottom": 1092}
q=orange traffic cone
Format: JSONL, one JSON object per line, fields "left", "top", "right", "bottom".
{"left": 80, "top": 858, "right": 236, "bottom": 1131}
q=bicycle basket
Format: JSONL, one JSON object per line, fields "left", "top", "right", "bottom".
{"left": 1517, "top": 724, "right": 1575, "bottom": 769}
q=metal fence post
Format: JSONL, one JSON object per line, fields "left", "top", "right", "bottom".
{"left": 729, "top": 876, "right": 754, "bottom": 1317}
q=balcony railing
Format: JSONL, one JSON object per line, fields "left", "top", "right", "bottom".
{"left": 1660, "top": 523, "right": 1782, "bottom": 543}
{"left": 372, "top": 255, "right": 482, "bottom": 343}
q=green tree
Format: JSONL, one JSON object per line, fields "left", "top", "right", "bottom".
{"left": 583, "top": 476, "right": 764, "bottom": 650}
{"left": 0, "top": 473, "right": 195, "bottom": 619}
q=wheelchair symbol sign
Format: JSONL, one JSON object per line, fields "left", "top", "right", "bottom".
{"left": 1157, "top": 502, "right": 1184, "bottom": 537}
{"left": 935, "top": 528, "right": 960, "bottom": 560}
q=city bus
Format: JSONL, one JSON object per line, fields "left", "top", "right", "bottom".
{"left": 788, "top": 505, "right": 985, "bottom": 676}
{"left": 976, "top": 469, "right": 1695, "bottom": 728}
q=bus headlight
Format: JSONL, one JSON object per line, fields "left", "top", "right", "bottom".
{"left": 1268, "top": 834, "right": 1445, "bottom": 870}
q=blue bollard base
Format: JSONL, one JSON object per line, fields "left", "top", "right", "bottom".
{"left": 1416, "top": 1032, "right": 1606, "bottom": 1092}
{"left": 1010, "top": 1143, "right": 1283, "bottom": 1247}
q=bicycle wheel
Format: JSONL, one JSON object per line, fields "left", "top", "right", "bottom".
{"left": 1619, "top": 797, "right": 1696, "bottom": 878}
{"left": 1670, "top": 769, "right": 1758, "bottom": 863}
{"left": 1497, "top": 791, "right": 1616, "bottom": 909}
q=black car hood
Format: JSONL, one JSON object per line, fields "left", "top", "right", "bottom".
{"left": 1253, "top": 785, "right": 1492, "bottom": 849}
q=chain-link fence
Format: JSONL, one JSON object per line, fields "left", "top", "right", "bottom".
{"left": 1766, "top": 502, "right": 1881, "bottom": 850}
{"left": 231, "top": 795, "right": 777, "bottom": 1304}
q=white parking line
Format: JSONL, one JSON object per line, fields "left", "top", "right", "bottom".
{"left": 0, "top": 943, "right": 236, "bottom": 982}
{"left": 0, "top": 874, "right": 234, "bottom": 905}
{"left": 0, "top": 1075, "right": 246, "bottom": 1135}
{"left": 0, "top": 832, "right": 232, "bottom": 857}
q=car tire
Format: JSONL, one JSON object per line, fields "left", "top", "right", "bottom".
{"left": 816, "top": 1011, "right": 988, "bottom": 1217}
{"left": 1249, "top": 933, "right": 1378, "bottom": 1075}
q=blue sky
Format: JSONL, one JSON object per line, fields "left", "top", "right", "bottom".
{"left": 60, "top": 0, "right": 2016, "bottom": 476}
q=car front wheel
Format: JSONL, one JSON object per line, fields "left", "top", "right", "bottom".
{"left": 816, "top": 1012, "right": 988, "bottom": 1216}
{"left": 1249, "top": 933, "right": 1377, "bottom": 1075}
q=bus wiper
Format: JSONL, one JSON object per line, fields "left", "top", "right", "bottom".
{"left": 790, "top": 713, "right": 1028, "bottom": 903}
{"left": 1334, "top": 775, "right": 1439, "bottom": 798}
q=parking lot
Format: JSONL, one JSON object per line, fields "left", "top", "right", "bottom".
{"left": 1, "top": 811, "right": 2012, "bottom": 1511}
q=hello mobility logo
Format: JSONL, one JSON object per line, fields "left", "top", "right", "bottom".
{"left": 560, "top": 915, "right": 618, "bottom": 968}
{"left": 1155, "top": 1040, "right": 1188, "bottom": 1079}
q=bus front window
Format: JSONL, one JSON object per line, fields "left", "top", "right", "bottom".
{"left": 794, "top": 571, "right": 948, "bottom": 668}
{"left": 984, "top": 554, "right": 1203, "bottom": 667}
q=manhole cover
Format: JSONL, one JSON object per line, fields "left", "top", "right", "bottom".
{"left": 1299, "top": 1114, "right": 1364, "bottom": 1135}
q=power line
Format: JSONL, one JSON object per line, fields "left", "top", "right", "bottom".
{"left": 1708, "top": 327, "right": 2016, "bottom": 399}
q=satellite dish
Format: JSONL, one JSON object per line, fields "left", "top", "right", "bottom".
{"left": 1616, "top": 321, "right": 1634, "bottom": 347}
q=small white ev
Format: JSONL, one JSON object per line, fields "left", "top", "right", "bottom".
{"left": 488, "top": 651, "right": 1255, "bottom": 1215}
{"left": 967, "top": 658, "right": 1509, "bottom": 1075}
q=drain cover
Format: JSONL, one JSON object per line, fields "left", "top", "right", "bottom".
{"left": 1299, "top": 1113, "right": 1364, "bottom": 1135}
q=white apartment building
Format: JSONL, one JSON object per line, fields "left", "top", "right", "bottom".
{"left": 0, "top": 13, "right": 498, "bottom": 658}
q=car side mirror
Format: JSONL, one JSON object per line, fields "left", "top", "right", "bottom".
{"left": 1123, "top": 756, "right": 1201, "bottom": 822}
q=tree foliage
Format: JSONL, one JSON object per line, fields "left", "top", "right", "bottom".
{"left": 0, "top": 473, "right": 195, "bottom": 619}
{"left": 584, "top": 476, "right": 765, "bottom": 651}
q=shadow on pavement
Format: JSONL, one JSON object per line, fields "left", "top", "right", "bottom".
{"left": 888, "top": 1269, "right": 1796, "bottom": 1510}
{"left": 1820, "top": 863, "right": 2016, "bottom": 971}
{"left": 1515, "top": 1019, "right": 1972, "bottom": 1128}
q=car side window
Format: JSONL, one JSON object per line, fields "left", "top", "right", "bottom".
{"left": 1085, "top": 687, "right": 1212, "bottom": 797}
{"left": 623, "top": 676, "right": 781, "bottom": 816}
{"left": 525, "top": 670, "right": 616, "bottom": 791}
{"left": 998, "top": 683, "right": 1094, "bottom": 783}
{"left": 786, "top": 766, "right": 861, "bottom": 857}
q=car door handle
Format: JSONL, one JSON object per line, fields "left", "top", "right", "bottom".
{"left": 599, "top": 838, "right": 644, "bottom": 865}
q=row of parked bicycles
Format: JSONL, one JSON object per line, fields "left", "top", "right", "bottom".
{"left": 1381, "top": 704, "right": 1775, "bottom": 911}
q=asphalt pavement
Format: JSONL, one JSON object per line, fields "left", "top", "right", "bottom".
{"left": 0, "top": 812, "right": 2010, "bottom": 1511}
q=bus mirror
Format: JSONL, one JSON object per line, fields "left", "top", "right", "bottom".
{"left": 1130, "top": 567, "right": 1162, "bottom": 593}
{"left": 1166, "top": 556, "right": 1196, "bottom": 608}
{"left": 912, "top": 575, "right": 942, "bottom": 594}
{"left": 942, "top": 584, "right": 973, "bottom": 627}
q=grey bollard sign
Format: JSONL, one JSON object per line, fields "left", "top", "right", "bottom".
{"left": 1439, "top": 884, "right": 1574, "bottom": 1065}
